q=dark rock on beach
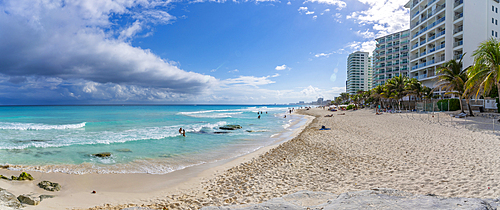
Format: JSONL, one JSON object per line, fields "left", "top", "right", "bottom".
{"left": 219, "top": 125, "right": 242, "bottom": 130}
{"left": 0, "top": 188, "right": 22, "bottom": 209}
{"left": 17, "top": 194, "right": 40, "bottom": 206}
{"left": 93, "top": 152, "right": 112, "bottom": 158}
{"left": 11, "top": 172, "right": 33, "bottom": 181}
{"left": 38, "top": 181, "right": 61, "bottom": 191}
{"left": 202, "top": 188, "right": 500, "bottom": 210}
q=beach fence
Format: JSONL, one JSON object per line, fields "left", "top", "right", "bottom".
{"left": 400, "top": 107, "right": 500, "bottom": 135}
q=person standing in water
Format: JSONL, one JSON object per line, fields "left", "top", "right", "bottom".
{"left": 179, "top": 128, "right": 183, "bottom": 134}
{"left": 182, "top": 129, "right": 186, "bottom": 137}
{"left": 258, "top": 115, "right": 261, "bottom": 119}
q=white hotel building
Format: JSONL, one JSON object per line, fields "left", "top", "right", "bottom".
{"left": 406, "top": 0, "right": 500, "bottom": 95}
{"left": 346, "top": 51, "right": 372, "bottom": 95}
{"left": 373, "top": 29, "right": 411, "bottom": 88}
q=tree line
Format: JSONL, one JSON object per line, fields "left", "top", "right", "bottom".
{"left": 333, "top": 38, "right": 500, "bottom": 115}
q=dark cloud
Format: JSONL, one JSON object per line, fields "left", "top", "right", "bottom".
{"left": 0, "top": 0, "right": 216, "bottom": 95}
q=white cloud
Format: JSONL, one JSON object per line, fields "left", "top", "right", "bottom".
{"left": 324, "top": 9, "right": 330, "bottom": 12}
{"left": 346, "top": 0, "right": 410, "bottom": 37}
{"left": 303, "top": 0, "right": 346, "bottom": 10}
{"left": 222, "top": 75, "right": 276, "bottom": 87}
{"left": 306, "top": 11, "right": 315, "bottom": 15}
{"left": 333, "top": 13, "right": 342, "bottom": 23}
{"left": 118, "top": 20, "right": 143, "bottom": 41}
{"left": 356, "top": 29, "right": 375, "bottom": 39}
{"left": 315, "top": 52, "right": 333, "bottom": 58}
{"left": 312, "top": 15, "right": 317, "bottom": 19}
{"left": 228, "top": 69, "right": 239, "bottom": 73}
{"left": 300, "top": 85, "right": 322, "bottom": 97}
{"left": 298, "top": 7, "right": 308, "bottom": 12}
{"left": 275, "top": 65, "right": 288, "bottom": 71}
{"left": 287, "top": 1, "right": 291, "bottom": 4}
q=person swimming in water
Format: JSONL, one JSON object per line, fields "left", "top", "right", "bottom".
{"left": 258, "top": 115, "right": 261, "bottom": 119}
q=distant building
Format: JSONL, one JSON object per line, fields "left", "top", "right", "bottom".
{"left": 373, "top": 29, "right": 410, "bottom": 88}
{"left": 346, "top": 51, "right": 371, "bottom": 95}
{"left": 317, "top": 98, "right": 324, "bottom": 105}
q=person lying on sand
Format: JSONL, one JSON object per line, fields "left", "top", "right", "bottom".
{"left": 319, "top": 126, "right": 331, "bottom": 130}
{"left": 338, "top": 113, "right": 345, "bottom": 115}
{"left": 324, "top": 114, "right": 333, "bottom": 117}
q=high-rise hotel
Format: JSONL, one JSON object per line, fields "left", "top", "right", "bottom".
{"left": 372, "top": 30, "right": 411, "bottom": 88}
{"left": 406, "top": 0, "right": 500, "bottom": 94}
{"left": 346, "top": 51, "right": 372, "bottom": 95}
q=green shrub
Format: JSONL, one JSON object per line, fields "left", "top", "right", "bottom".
{"left": 346, "top": 105, "right": 355, "bottom": 110}
{"left": 437, "top": 99, "right": 460, "bottom": 111}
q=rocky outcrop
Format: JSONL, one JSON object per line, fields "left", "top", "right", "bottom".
{"left": 17, "top": 194, "right": 40, "bottom": 206}
{"left": 201, "top": 188, "right": 500, "bottom": 210}
{"left": 219, "top": 125, "right": 242, "bottom": 130}
{"left": 11, "top": 172, "right": 34, "bottom": 181}
{"left": 38, "top": 181, "right": 61, "bottom": 191}
{"left": 0, "top": 188, "right": 22, "bottom": 209}
{"left": 93, "top": 152, "right": 112, "bottom": 158}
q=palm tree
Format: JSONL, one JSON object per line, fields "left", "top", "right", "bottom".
{"left": 435, "top": 56, "right": 469, "bottom": 114}
{"left": 339, "top": 92, "right": 350, "bottom": 104}
{"left": 405, "top": 78, "right": 423, "bottom": 110}
{"left": 371, "top": 85, "right": 385, "bottom": 108}
{"left": 468, "top": 38, "right": 500, "bottom": 100}
{"left": 384, "top": 75, "right": 408, "bottom": 110}
{"left": 422, "top": 86, "right": 434, "bottom": 102}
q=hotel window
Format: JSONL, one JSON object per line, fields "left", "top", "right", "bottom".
{"left": 493, "top": 6, "right": 495, "bottom": 12}
{"left": 496, "top": 32, "right": 498, "bottom": 37}
{"left": 493, "top": 30, "right": 495, "bottom": 36}
{"left": 493, "top": 18, "right": 495, "bottom": 24}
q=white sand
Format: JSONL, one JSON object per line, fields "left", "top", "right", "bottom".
{"left": 3, "top": 108, "right": 500, "bottom": 209}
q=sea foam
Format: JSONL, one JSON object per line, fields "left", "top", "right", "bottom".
{"left": 0, "top": 122, "right": 86, "bottom": 130}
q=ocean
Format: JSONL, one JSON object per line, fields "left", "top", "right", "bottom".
{"left": 0, "top": 105, "right": 304, "bottom": 174}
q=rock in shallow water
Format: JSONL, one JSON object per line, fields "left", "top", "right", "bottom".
{"left": 219, "top": 125, "right": 242, "bottom": 130}
{"left": 93, "top": 152, "right": 112, "bottom": 158}
{"left": 201, "top": 188, "right": 500, "bottom": 210}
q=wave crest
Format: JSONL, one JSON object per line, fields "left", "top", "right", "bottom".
{"left": 0, "top": 122, "right": 86, "bottom": 130}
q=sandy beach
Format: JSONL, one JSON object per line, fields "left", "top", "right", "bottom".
{"left": 3, "top": 107, "right": 500, "bottom": 209}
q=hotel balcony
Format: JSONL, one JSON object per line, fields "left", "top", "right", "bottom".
{"left": 454, "top": 0, "right": 463, "bottom": 8}
{"left": 454, "top": 13, "right": 463, "bottom": 21}
{"left": 454, "top": 40, "right": 463, "bottom": 48}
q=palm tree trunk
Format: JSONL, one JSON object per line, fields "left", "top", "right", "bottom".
{"left": 459, "top": 96, "right": 464, "bottom": 113}
{"left": 466, "top": 98, "right": 474, "bottom": 116}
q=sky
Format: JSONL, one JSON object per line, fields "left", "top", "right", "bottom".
{"left": 0, "top": 0, "right": 410, "bottom": 105}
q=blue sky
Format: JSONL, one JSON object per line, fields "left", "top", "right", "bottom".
{"left": 0, "top": 0, "right": 409, "bottom": 105}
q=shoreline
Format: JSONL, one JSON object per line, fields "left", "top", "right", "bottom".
{"left": 0, "top": 110, "right": 314, "bottom": 209}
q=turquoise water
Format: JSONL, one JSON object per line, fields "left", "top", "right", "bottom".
{"left": 0, "top": 105, "right": 301, "bottom": 174}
